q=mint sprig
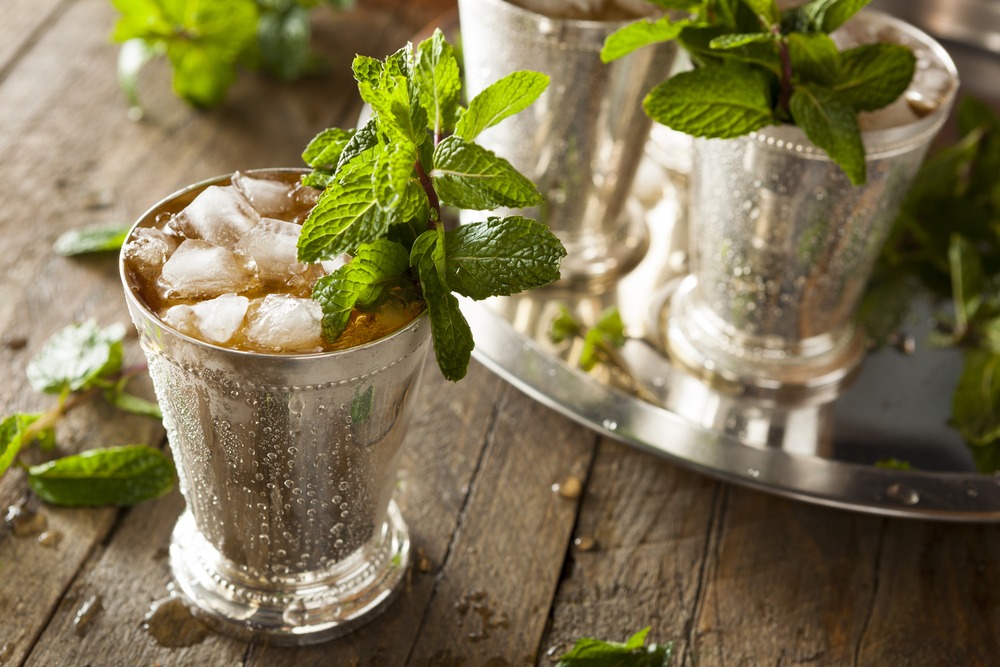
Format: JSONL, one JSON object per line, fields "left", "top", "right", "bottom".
{"left": 297, "top": 30, "right": 566, "bottom": 381}
{"left": 604, "top": 0, "right": 918, "bottom": 185}
{"left": 556, "top": 627, "right": 673, "bottom": 666}
{"left": 0, "top": 322, "right": 170, "bottom": 506}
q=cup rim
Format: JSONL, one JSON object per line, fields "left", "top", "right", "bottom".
{"left": 119, "top": 168, "right": 429, "bottom": 361}
{"left": 463, "top": 0, "right": 660, "bottom": 33}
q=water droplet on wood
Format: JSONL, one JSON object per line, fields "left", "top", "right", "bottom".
{"left": 73, "top": 595, "right": 102, "bottom": 637}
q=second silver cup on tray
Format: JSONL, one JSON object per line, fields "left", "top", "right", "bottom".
{"left": 457, "top": 0, "right": 676, "bottom": 287}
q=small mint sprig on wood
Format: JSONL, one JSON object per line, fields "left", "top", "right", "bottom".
{"left": 602, "top": 0, "right": 917, "bottom": 185}
{"left": 297, "top": 30, "right": 567, "bottom": 381}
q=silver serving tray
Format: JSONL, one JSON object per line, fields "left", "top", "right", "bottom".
{"left": 465, "top": 2, "right": 1000, "bottom": 520}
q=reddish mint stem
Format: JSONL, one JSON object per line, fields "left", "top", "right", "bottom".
{"left": 414, "top": 159, "right": 442, "bottom": 228}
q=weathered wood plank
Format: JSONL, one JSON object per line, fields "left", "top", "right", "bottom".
{"left": 0, "top": 0, "right": 70, "bottom": 80}
{"left": 538, "top": 439, "right": 719, "bottom": 663}
{"left": 856, "top": 519, "right": 1000, "bottom": 667}
{"left": 687, "top": 486, "right": 884, "bottom": 666}
{"left": 403, "top": 386, "right": 598, "bottom": 666}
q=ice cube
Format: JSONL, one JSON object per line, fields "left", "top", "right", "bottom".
{"left": 232, "top": 172, "right": 297, "bottom": 219}
{"left": 160, "top": 239, "right": 256, "bottom": 299}
{"left": 236, "top": 218, "right": 322, "bottom": 288}
{"left": 122, "top": 227, "right": 179, "bottom": 278}
{"left": 161, "top": 294, "right": 249, "bottom": 344}
{"left": 168, "top": 185, "right": 260, "bottom": 248}
{"left": 244, "top": 294, "right": 324, "bottom": 352}
{"left": 161, "top": 304, "right": 196, "bottom": 336}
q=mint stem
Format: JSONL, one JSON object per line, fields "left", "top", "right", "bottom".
{"left": 414, "top": 159, "right": 442, "bottom": 228}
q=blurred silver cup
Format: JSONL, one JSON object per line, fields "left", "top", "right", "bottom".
{"left": 666, "top": 12, "right": 958, "bottom": 402}
{"left": 457, "top": 0, "right": 676, "bottom": 287}
{"left": 121, "top": 171, "right": 431, "bottom": 645}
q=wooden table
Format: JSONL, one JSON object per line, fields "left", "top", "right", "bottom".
{"left": 1, "top": 1, "right": 998, "bottom": 665}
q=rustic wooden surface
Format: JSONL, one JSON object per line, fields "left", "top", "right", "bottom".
{"left": 1, "top": 1, "right": 999, "bottom": 665}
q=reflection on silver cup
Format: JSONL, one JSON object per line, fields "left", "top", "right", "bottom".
{"left": 120, "top": 173, "right": 431, "bottom": 645}
{"left": 457, "top": 0, "right": 676, "bottom": 286}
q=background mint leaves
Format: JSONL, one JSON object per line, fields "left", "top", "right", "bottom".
{"left": 298, "top": 31, "right": 565, "bottom": 381}
{"left": 607, "top": 0, "right": 916, "bottom": 185}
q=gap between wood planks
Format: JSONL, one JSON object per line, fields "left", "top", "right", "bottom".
{"left": 682, "top": 484, "right": 729, "bottom": 667}
{"left": 851, "top": 519, "right": 888, "bottom": 667}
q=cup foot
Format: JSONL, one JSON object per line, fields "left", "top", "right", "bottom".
{"left": 664, "top": 276, "right": 866, "bottom": 404}
{"left": 169, "top": 501, "right": 409, "bottom": 646}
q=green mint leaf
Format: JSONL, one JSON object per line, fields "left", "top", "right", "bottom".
{"left": 352, "top": 54, "right": 383, "bottom": 86}
{"left": 834, "top": 44, "right": 916, "bottom": 112}
{"left": 257, "top": 4, "right": 310, "bottom": 80}
{"left": 111, "top": 0, "right": 171, "bottom": 42}
{"left": 556, "top": 627, "right": 673, "bottom": 667}
{"left": 302, "top": 127, "right": 355, "bottom": 170}
{"left": 708, "top": 32, "right": 775, "bottom": 50}
{"left": 0, "top": 413, "right": 43, "bottom": 476}
{"left": 789, "top": 83, "right": 866, "bottom": 185}
{"left": 54, "top": 225, "right": 132, "bottom": 256}
{"left": 431, "top": 135, "right": 543, "bottom": 210}
{"left": 302, "top": 171, "right": 334, "bottom": 189}
{"left": 579, "top": 308, "right": 627, "bottom": 372}
{"left": 949, "top": 234, "right": 983, "bottom": 338}
{"left": 441, "top": 216, "right": 566, "bottom": 299}
{"left": 679, "top": 26, "right": 782, "bottom": 76}
{"left": 415, "top": 29, "right": 462, "bottom": 136}
{"left": 336, "top": 117, "right": 381, "bottom": 173}
{"left": 26, "top": 321, "right": 126, "bottom": 395}
{"left": 105, "top": 391, "right": 163, "bottom": 419}
{"left": 600, "top": 17, "right": 687, "bottom": 63}
{"left": 808, "top": 0, "right": 873, "bottom": 33}
{"left": 311, "top": 240, "right": 411, "bottom": 340}
{"left": 298, "top": 158, "right": 390, "bottom": 261}
{"left": 643, "top": 65, "right": 775, "bottom": 139}
{"left": 455, "top": 71, "right": 551, "bottom": 141}
{"left": 165, "top": 42, "right": 239, "bottom": 107}
{"left": 646, "top": 0, "right": 702, "bottom": 9}
{"left": 740, "top": 0, "right": 779, "bottom": 27}
{"left": 953, "top": 350, "right": 1000, "bottom": 447}
{"left": 787, "top": 32, "right": 841, "bottom": 86}
{"left": 594, "top": 308, "right": 627, "bottom": 347}
{"left": 373, "top": 139, "right": 416, "bottom": 209}
{"left": 550, "top": 305, "right": 582, "bottom": 344}
{"left": 416, "top": 254, "right": 474, "bottom": 382}
{"left": 27, "top": 445, "right": 175, "bottom": 507}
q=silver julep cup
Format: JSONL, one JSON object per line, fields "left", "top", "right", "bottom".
{"left": 120, "top": 171, "right": 431, "bottom": 645}
{"left": 457, "top": 0, "right": 677, "bottom": 286}
{"left": 666, "top": 12, "right": 958, "bottom": 402}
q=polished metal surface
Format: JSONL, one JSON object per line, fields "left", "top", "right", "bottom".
{"left": 667, "top": 12, "right": 958, "bottom": 399}
{"left": 457, "top": 0, "right": 676, "bottom": 286}
{"left": 121, "top": 171, "right": 432, "bottom": 644}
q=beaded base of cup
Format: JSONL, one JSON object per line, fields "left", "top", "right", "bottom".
{"left": 665, "top": 11, "right": 957, "bottom": 403}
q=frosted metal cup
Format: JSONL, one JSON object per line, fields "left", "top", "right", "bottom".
{"left": 457, "top": 0, "right": 676, "bottom": 286}
{"left": 666, "top": 12, "right": 958, "bottom": 402}
{"left": 120, "top": 172, "right": 431, "bottom": 645}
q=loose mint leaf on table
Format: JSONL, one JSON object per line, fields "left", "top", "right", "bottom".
{"left": 27, "top": 445, "right": 175, "bottom": 507}
{"left": 455, "top": 71, "right": 551, "bottom": 141}
{"left": 643, "top": 65, "right": 775, "bottom": 139}
{"left": 442, "top": 217, "right": 566, "bottom": 299}
{"left": 311, "top": 240, "right": 411, "bottom": 340}
{"left": 26, "top": 322, "right": 125, "bottom": 395}
{"left": 789, "top": 83, "right": 866, "bottom": 185}
{"left": 600, "top": 17, "right": 687, "bottom": 64}
{"left": 834, "top": 44, "right": 916, "bottom": 112}
{"left": 0, "top": 413, "right": 46, "bottom": 476}
{"left": 431, "top": 136, "right": 543, "bottom": 210}
{"left": 556, "top": 627, "right": 673, "bottom": 667}
{"left": 54, "top": 225, "right": 132, "bottom": 256}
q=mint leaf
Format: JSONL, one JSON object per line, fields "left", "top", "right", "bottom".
{"left": 455, "top": 71, "right": 550, "bottom": 141}
{"left": 679, "top": 26, "right": 782, "bottom": 76}
{"left": 441, "top": 216, "right": 566, "bottom": 299}
{"left": 54, "top": 225, "right": 131, "bottom": 256}
{"left": 600, "top": 17, "right": 687, "bottom": 63}
{"left": 431, "top": 135, "right": 543, "bottom": 209}
{"left": 709, "top": 32, "right": 775, "bottom": 50}
{"left": 550, "top": 305, "right": 582, "bottom": 344}
{"left": 336, "top": 117, "right": 380, "bottom": 173}
{"left": 311, "top": 240, "right": 411, "bottom": 340}
{"left": 302, "top": 127, "right": 354, "bottom": 170}
{"left": 580, "top": 308, "right": 627, "bottom": 371}
{"left": 0, "top": 413, "right": 43, "bottom": 476}
{"left": 787, "top": 32, "right": 841, "bottom": 86}
{"left": 373, "top": 140, "right": 416, "bottom": 209}
{"left": 643, "top": 65, "right": 775, "bottom": 139}
{"left": 414, "top": 238, "right": 474, "bottom": 382}
{"left": 810, "top": 0, "right": 872, "bottom": 32}
{"left": 834, "top": 44, "right": 916, "bottom": 112}
{"left": 257, "top": 3, "right": 311, "bottom": 81}
{"left": 352, "top": 54, "right": 383, "bottom": 86}
{"left": 953, "top": 350, "right": 1000, "bottom": 447}
{"left": 298, "top": 159, "right": 389, "bottom": 261}
{"left": 789, "top": 83, "right": 866, "bottom": 185}
{"left": 415, "top": 29, "right": 462, "bottom": 136}
{"left": 741, "top": 0, "right": 779, "bottom": 27}
{"left": 26, "top": 322, "right": 126, "bottom": 395}
{"left": 27, "top": 445, "right": 175, "bottom": 507}
{"left": 556, "top": 627, "right": 673, "bottom": 667}
{"left": 105, "top": 391, "right": 163, "bottom": 419}
{"left": 949, "top": 234, "right": 983, "bottom": 339}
